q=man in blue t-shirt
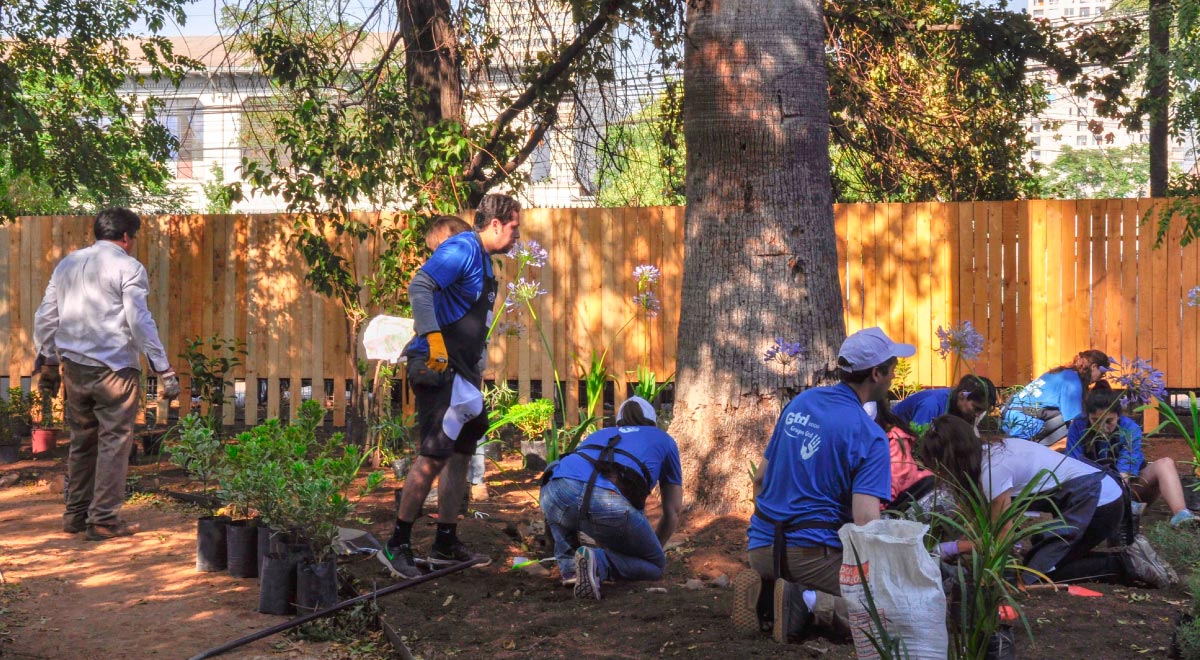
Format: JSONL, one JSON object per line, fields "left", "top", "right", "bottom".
{"left": 733, "top": 327, "right": 913, "bottom": 644}
{"left": 539, "top": 397, "right": 684, "bottom": 600}
{"left": 384, "top": 194, "right": 521, "bottom": 578}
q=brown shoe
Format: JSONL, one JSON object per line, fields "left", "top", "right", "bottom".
{"left": 63, "top": 518, "right": 87, "bottom": 534}
{"left": 85, "top": 522, "right": 138, "bottom": 541}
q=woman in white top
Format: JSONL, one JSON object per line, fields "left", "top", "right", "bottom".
{"left": 918, "top": 415, "right": 1175, "bottom": 588}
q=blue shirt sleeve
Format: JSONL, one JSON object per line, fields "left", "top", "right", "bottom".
{"left": 420, "top": 237, "right": 475, "bottom": 289}
{"left": 1064, "top": 417, "right": 1088, "bottom": 461}
{"left": 1118, "top": 416, "right": 1144, "bottom": 475}
{"left": 659, "top": 442, "right": 683, "bottom": 487}
{"left": 1055, "top": 372, "right": 1085, "bottom": 422}
{"left": 853, "top": 432, "right": 894, "bottom": 502}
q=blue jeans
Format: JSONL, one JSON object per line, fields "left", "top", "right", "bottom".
{"left": 539, "top": 477, "right": 665, "bottom": 582}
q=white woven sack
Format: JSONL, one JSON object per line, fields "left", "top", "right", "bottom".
{"left": 839, "top": 518, "right": 947, "bottom": 660}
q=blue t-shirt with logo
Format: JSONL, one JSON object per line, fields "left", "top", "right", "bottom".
{"left": 550, "top": 425, "right": 683, "bottom": 495}
{"left": 1001, "top": 369, "right": 1085, "bottom": 439}
{"left": 894, "top": 388, "right": 951, "bottom": 426}
{"left": 407, "top": 231, "right": 492, "bottom": 355}
{"left": 748, "top": 383, "right": 892, "bottom": 550}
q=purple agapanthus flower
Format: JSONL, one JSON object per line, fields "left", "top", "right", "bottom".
{"left": 632, "top": 291, "right": 661, "bottom": 318}
{"left": 506, "top": 240, "right": 548, "bottom": 269}
{"left": 1188, "top": 285, "right": 1200, "bottom": 308}
{"left": 507, "top": 278, "right": 547, "bottom": 308}
{"left": 633, "top": 264, "right": 662, "bottom": 290}
{"left": 1113, "top": 357, "right": 1167, "bottom": 407}
{"left": 492, "top": 319, "right": 526, "bottom": 339}
{"left": 763, "top": 337, "right": 806, "bottom": 366}
{"left": 935, "top": 321, "right": 985, "bottom": 362}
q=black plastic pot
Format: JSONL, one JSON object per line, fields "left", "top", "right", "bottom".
{"left": 226, "top": 519, "right": 259, "bottom": 578}
{"left": 258, "top": 552, "right": 298, "bottom": 616}
{"left": 257, "top": 525, "right": 279, "bottom": 578}
{"left": 0, "top": 444, "right": 19, "bottom": 464}
{"left": 127, "top": 441, "right": 138, "bottom": 465}
{"left": 987, "top": 624, "right": 1016, "bottom": 660}
{"left": 141, "top": 431, "right": 166, "bottom": 456}
{"left": 196, "top": 515, "right": 231, "bottom": 572}
{"left": 296, "top": 557, "right": 339, "bottom": 613}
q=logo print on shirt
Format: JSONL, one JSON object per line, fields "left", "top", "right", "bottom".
{"left": 488, "top": 292, "right": 496, "bottom": 304}
{"left": 800, "top": 436, "right": 822, "bottom": 460}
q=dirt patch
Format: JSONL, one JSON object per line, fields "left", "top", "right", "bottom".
{"left": 0, "top": 438, "right": 1195, "bottom": 659}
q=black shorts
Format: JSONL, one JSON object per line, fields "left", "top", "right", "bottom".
{"left": 409, "top": 360, "right": 488, "bottom": 459}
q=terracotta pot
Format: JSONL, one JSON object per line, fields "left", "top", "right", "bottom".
{"left": 31, "top": 428, "right": 58, "bottom": 455}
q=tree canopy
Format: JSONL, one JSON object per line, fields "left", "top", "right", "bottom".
{"left": 0, "top": 0, "right": 201, "bottom": 217}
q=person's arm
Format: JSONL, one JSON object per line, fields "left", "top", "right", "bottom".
{"left": 33, "top": 272, "right": 60, "bottom": 359}
{"left": 122, "top": 265, "right": 171, "bottom": 373}
{"left": 752, "top": 458, "right": 768, "bottom": 497}
{"left": 1064, "top": 419, "right": 1086, "bottom": 461}
{"left": 852, "top": 494, "right": 882, "bottom": 525}
{"left": 656, "top": 482, "right": 684, "bottom": 545}
{"left": 408, "top": 271, "right": 441, "bottom": 337}
{"left": 941, "top": 490, "right": 1012, "bottom": 557}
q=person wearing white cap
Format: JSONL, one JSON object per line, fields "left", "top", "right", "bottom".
{"left": 538, "top": 396, "right": 684, "bottom": 600}
{"left": 732, "top": 327, "right": 914, "bottom": 643}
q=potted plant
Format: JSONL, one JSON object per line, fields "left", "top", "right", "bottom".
{"left": 31, "top": 388, "right": 62, "bottom": 455}
{"left": 6, "top": 387, "right": 34, "bottom": 442}
{"left": 488, "top": 398, "right": 555, "bottom": 470}
{"left": 180, "top": 334, "right": 246, "bottom": 433}
{"left": 169, "top": 414, "right": 229, "bottom": 572}
{"left": 0, "top": 397, "right": 18, "bottom": 464}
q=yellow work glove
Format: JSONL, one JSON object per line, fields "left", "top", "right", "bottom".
{"left": 426, "top": 331, "right": 449, "bottom": 372}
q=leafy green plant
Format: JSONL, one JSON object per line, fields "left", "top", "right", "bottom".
{"left": 578, "top": 350, "right": 610, "bottom": 422}
{"left": 631, "top": 365, "right": 673, "bottom": 407}
{"left": 170, "top": 414, "right": 226, "bottom": 516}
{"left": 1141, "top": 391, "right": 1199, "bottom": 469}
{"left": 5, "top": 387, "right": 34, "bottom": 431}
{"left": 890, "top": 358, "right": 919, "bottom": 401}
{"left": 932, "top": 476, "right": 1060, "bottom": 660}
{"left": 0, "top": 397, "right": 14, "bottom": 447}
{"left": 180, "top": 335, "right": 246, "bottom": 430}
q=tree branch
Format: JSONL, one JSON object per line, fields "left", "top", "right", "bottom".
{"left": 464, "top": 0, "right": 631, "bottom": 182}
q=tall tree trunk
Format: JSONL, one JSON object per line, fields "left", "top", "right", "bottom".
{"left": 398, "top": 0, "right": 462, "bottom": 127}
{"left": 1148, "top": 0, "right": 1169, "bottom": 197}
{"left": 670, "top": 0, "right": 846, "bottom": 514}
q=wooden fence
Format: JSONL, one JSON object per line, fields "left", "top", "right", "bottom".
{"left": 2, "top": 200, "right": 1198, "bottom": 428}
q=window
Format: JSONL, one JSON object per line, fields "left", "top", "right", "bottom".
{"left": 1064, "top": 7, "right": 1075, "bottom": 15}
{"left": 1077, "top": 121, "right": 1087, "bottom": 131}
{"left": 1032, "top": 121, "right": 1042, "bottom": 132}
{"left": 1033, "top": 150, "right": 1042, "bottom": 158}
{"left": 1077, "top": 107, "right": 1088, "bottom": 117}
{"left": 162, "top": 99, "right": 203, "bottom": 179}
{"left": 240, "top": 97, "right": 291, "bottom": 172}
{"left": 1033, "top": 9, "right": 1044, "bottom": 15}
{"left": 529, "top": 140, "right": 553, "bottom": 182}
{"left": 1033, "top": 136, "right": 1042, "bottom": 146}
{"left": 1077, "top": 135, "right": 1089, "bottom": 145}
{"left": 1080, "top": 6, "right": 1091, "bottom": 15}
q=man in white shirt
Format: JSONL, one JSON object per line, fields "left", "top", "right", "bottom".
{"left": 33, "top": 208, "right": 181, "bottom": 541}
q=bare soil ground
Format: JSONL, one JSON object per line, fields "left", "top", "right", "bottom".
{"left": 0, "top": 435, "right": 1194, "bottom": 660}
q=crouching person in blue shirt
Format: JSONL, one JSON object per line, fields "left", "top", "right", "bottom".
{"left": 733, "top": 327, "right": 911, "bottom": 643}
{"left": 539, "top": 397, "right": 684, "bottom": 600}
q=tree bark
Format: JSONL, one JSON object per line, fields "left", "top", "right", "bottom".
{"left": 1148, "top": 0, "right": 1169, "bottom": 197}
{"left": 397, "top": 0, "right": 462, "bottom": 127}
{"left": 671, "top": 0, "right": 845, "bottom": 514}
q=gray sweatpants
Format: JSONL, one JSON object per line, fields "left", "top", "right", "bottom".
{"left": 62, "top": 361, "right": 140, "bottom": 527}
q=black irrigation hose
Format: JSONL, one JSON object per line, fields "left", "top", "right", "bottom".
{"left": 188, "top": 557, "right": 484, "bottom": 660}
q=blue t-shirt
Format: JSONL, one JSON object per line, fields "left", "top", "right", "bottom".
{"left": 1065, "top": 414, "right": 1144, "bottom": 475}
{"left": 550, "top": 425, "right": 683, "bottom": 496}
{"left": 748, "top": 383, "right": 892, "bottom": 550}
{"left": 894, "top": 388, "right": 951, "bottom": 427}
{"left": 408, "top": 232, "right": 492, "bottom": 355}
{"left": 1001, "top": 370, "right": 1085, "bottom": 439}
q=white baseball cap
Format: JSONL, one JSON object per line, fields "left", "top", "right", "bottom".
{"left": 837, "top": 327, "right": 916, "bottom": 372}
{"left": 442, "top": 376, "right": 484, "bottom": 440}
{"left": 617, "top": 396, "right": 657, "bottom": 424}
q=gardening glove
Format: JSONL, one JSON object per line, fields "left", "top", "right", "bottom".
{"left": 425, "top": 331, "right": 449, "bottom": 373}
{"left": 160, "top": 369, "right": 181, "bottom": 401}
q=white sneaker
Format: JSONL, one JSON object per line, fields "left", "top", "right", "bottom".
{"left": 1123, "top": 534, "right": 1178, "bottom": 588}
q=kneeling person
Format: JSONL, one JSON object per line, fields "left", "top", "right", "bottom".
{"left": 539, "top": 397, "right": 683, "bottom": 600}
